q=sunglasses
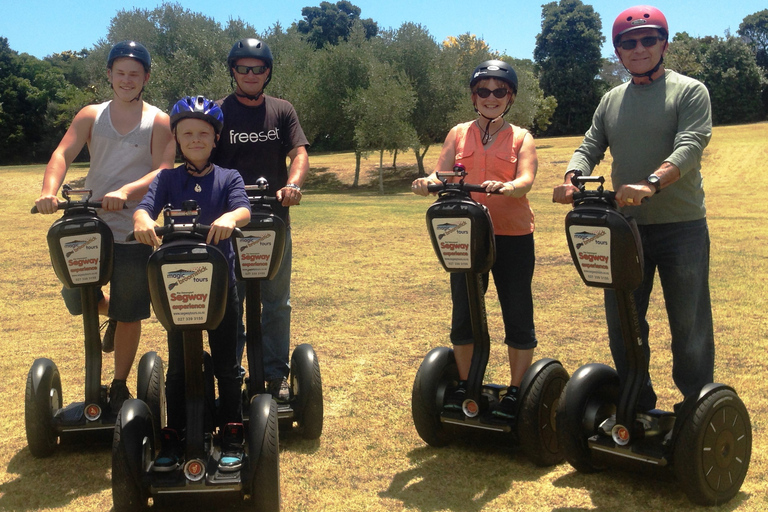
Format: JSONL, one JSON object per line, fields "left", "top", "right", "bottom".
{"left": 475, "top": 87, "right": 509, "bottom": 99}
{"left": 233, "top": 65, "right": 269, "bottom": 75}
{"left": 618, "top": 36, "right": 664, "bottom": 51}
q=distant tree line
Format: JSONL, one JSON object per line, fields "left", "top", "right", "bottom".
{"left": 1, "top": 0, "right": 765, "bottom": 169}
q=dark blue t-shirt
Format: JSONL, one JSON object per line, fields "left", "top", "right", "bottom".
{"left": 138, "top": 164, "right": 251, "bottom": 282}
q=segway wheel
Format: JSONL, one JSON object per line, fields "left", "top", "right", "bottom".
{"left": 247, "top": 394, "right": 281, "bottom": 511}
{"left": 411, "top": 347, "right": 458, "bottom": 447}
{"left": 24, "top": 358, "right": 62, "bottom": 458}
{"left": 518, "top": 361, "right": 569, "bottom": 466}
{"left": 290, "top": 344, "right": 323, "bottom": 439}
{"left": 556, "top": 363, "right": 619, "bottom": 473}
{"left": 137, "top": 351, "right": 166, "bottom": 440}
{"left": 112, "top": 399, "right": 154, "bottom": 512}
{"left": 674, "top": 388, "right": 752, "bottom": 506}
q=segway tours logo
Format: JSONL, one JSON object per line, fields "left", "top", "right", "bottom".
{"left": 60, "top": 234, "right": 102, "bottom": 284}
{"left": 568, "top": 226, "right": 612, "bottom": 284}
{"left": 433, "top": 219, "right": 472, "bottom": 269}
{"left": 236, "top": 231, "right": 275, "bottom": 279}
{"left": 162, "top": 263, "right": 213, "bottom": 325}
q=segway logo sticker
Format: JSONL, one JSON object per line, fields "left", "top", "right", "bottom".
{"left": 161, "top": 263, "right": 213, "bottom": 325}
{"left": 235, "top": 230, "right": 275, "bottom": 279}
{"left": 60, "top": 234, "right": 102, "bottom": 284}
{"left": 568, "top": 225, "right": 612, "bottom": 284}
{"left": 433, "top": 218, "right": 472, "bottom": 269}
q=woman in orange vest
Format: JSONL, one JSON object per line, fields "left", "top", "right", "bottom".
{"left": 411, "top": 60, "right": 539, "bottom": 421}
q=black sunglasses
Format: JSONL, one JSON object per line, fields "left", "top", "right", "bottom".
{"left": 233, "top": 65, "right": 269, "bottom": 75}
{"left": 618, "top": 36, "right": 664, "bottom": 51}
{"left": 475, "top": 87, "right": 509, "bottom": 99}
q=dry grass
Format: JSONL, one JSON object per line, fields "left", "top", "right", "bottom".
{"left": 1, "top": 124, "right": 767, "bottom": 511}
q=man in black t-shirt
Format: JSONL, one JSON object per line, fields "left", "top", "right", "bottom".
{"left": 215, "top": 38, "right": 310, "bottom": 401}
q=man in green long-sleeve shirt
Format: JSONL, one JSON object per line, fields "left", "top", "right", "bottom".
{"left": 553, "top": 5, "right": 714, "bottom": 413}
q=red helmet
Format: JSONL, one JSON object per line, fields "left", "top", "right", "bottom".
{"left": 612, "top": 5, "right": 668, "bottom": 47}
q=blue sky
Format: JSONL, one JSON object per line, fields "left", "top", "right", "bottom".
{"left": 3, "top": 0, "right": 765, "bottom": 61}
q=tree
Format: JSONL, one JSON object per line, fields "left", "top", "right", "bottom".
{"left": 701, "top": 36, "right": 764, "bottom": 124}
{"left": 738, "top": 10, "right": 768, "bottom": 117}
{"left": 296, "top": 1, "right": 377, "bottom": 49}
{"left": 534, "top": 0, "right": 605, "bottom": 136}
{"left": 344, "top": 60, "right": 417, "bottom": 192}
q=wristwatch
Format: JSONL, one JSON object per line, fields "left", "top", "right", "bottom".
{"left": 285, "top": 183, "right": 301, "bottom": 192}
{"left": 645, "top": 174, "right": 661, "bottom": 194}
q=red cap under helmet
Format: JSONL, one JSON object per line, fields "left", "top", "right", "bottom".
{"left": 612, "top": 5, "right": 668, "bottom": 47}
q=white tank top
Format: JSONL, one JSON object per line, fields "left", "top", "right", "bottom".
{"left": 86, "top": 100, "right": 160, "bottom": 243}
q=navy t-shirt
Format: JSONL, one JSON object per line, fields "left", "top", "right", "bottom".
{"left": 138, "top": 164, "right": 251, "bottom": 283}
{"left": 214, "top": 94, "right": 309, "bottom": 221}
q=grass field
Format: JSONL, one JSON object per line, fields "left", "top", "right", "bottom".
{"left": 0, "top": 123, "right": 766, "bottom": 511}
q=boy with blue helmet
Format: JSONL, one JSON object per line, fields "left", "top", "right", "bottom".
{"left": 134, "top": 95, "right": 251, "bottom": 472}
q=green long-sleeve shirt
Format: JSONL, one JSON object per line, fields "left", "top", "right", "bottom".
{"left": 568, "top": 69, "right": 712, "bottom": 225}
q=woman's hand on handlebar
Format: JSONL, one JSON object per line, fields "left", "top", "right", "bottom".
{"left": 101, "top": 189, "right": 129, "bottom": 211}
{"left": 481, "top": 180, "right": 516, "bottom": 197}
{"left": 411, "top": 176, "right": 438, "bottom": 196}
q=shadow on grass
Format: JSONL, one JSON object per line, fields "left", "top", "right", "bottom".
{"left": 0, "top": 434, "right": 112, "bottom": 511}
{"left": 305, "top": 165, "right": 423, "bottom": 195}
{"left": 380, "top": 439, "right": 549, "bottom": 512}
{"left": 550, "top": 465, "right": 752, "bottom": 511}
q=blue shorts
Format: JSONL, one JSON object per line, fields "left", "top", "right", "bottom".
{"left": 61, "top": 243, "right": 153, "bottom": 322}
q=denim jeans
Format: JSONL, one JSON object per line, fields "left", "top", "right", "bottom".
{"left": 450, "top": 234, "right": 538, "bottom": 350}
{"left": 236, "top": 227, "right": 292, "bottom": 381}
{"left": 604, "top": 218, "right": 714, "bottom": 411}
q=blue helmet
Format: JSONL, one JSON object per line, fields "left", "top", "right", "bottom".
{"left": 170, "top": 96, "right": 224, "bottom": 134}
{"left": 108, "top": 41, "right": 151, "bottom": 72}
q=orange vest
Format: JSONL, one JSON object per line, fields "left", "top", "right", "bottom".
{"left": 452, "top": 121, "right": 534, "bottom": 236}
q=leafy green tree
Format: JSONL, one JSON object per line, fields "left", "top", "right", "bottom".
{"left": 296, "top": 1, "right": 377, "bottom": 49}
{"left": 665, "top": 32, "right": 707, "bottom": 79}
{"left": 344, "top": 60, "right": 417, "bottom": 192}
{"left": 534, "top": 0, "right": 604, "bottom": 136}
{"left": 0, "top": 38, "right": 74, "bottom": 163}
{"left": 738, "top": 9, "right": 768, "bottom": 117}
{"left": 701, "top": 36, "right": 764, "bottom": 124}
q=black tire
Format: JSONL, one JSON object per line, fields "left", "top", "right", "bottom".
{"left": 112, "top": 399, "right": 154, "bottom": 512}
{"left": 556, "top": 363, "right": 619, "bottom": 473}
{"left": 411, "top": 347, "right": 457, "bottom": 447}
{"left": 136, "top": 351, "right": 166, "bottom": 441}
{"left": 25, "top": 358, "right": 62, "bottom": 458}
{"left": 248, "top": 394, "right": 281, "bottom": 512}
{"left": 674, "top": 387, "right": 752, "bottom": 506}
{"left": 290, "top": 344, "right": 323, "bottom": 439}
{"left": 518, "top": 361, "right": 569, "bottom": 467}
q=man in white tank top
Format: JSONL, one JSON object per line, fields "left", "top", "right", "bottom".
{"left": 35, "top": 41, "right": 175, "bottom": 415}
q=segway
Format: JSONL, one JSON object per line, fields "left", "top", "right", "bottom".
{"left": 112, "top": 202, "right": 280, "bottom": 511}
{"left": 234, "top": 179, "right": 323, "bottom": 440}
{"left": 557, "top": 175, "right": 751, "bottom": 505}
{"left": 411, "top": 166, "right": 569, "bottom": 466}
{"left": 26, "top": 186, "right": 164, "bottom": 458}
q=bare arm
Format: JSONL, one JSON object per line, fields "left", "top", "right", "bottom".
{"left": 207, "top": 207, "right": 252, "bottom": 245}
{"left": 614, "top": 161, "right": 681, "bottom": 207}
{"left": 276, "top": 145, "right": 309, "bottom": 207}
{"left": 35, "top": 106, "right": 96, "bottom": 214}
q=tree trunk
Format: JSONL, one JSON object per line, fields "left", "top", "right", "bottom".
{"left": 392, "top": 149, "right": 398, "bottom": 169}
{"left": 415, "top": 144, "right": 431, "bottom": 176}
{"left": 353, "top": 150, "right": 361, "bottom": 188}
{"left": 378, "top": 149, "right": 385, "bottom": 194}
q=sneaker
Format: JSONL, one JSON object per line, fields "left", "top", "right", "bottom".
{"left": 267, "top": 377, "right": 290, "bottom": 402}
{"left": 492, "top": 386, "right": 519, "bottom": 421}
{"left": 219, "top": 423, "right": 244, "bottom": 472}
{"left": 109, "top": 379, "right": 133, "bottom": 415}
{"left": 444, "top": 380, "right": 467, "bottom": 411}
{"left": 100, "top": 319, "right": 117, "bottom": 353}
{"left": 153, "top": 428, "right": 183, "bottom": 472}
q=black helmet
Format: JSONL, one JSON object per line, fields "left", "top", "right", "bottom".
{"left": 108, "top": 41, "right": 151, "bottom": 72}
{"left": 228, "top": 38, "right": 273, "bottom": 80}
{"left": 170, "top": 96, "right": 224, "bottom": 134}
{"left": 470, "top": 60, "right": 518, "bottom": 94}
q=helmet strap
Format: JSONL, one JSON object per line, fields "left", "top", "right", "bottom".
{"left": 623, "top": 55, "right": 665, "bottom": 83}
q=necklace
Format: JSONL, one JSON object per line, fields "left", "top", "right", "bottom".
{"left": 480, "top": 120, "right": 506, "bottom": 145}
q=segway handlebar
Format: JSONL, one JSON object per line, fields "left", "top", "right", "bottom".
{"left": 31, "top": 185, "right": 129, "bottom": 214}
{"left": 125, "top": 224, "right": 244, "bottom": 242}
{"left": 426, "top": 164, "right": 503, "bottom": 195}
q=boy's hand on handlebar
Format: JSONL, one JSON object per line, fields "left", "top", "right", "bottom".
{"left": 411, "top": 177, "right": 437, "bottom": 196}
{"left": 101, "top": 189, "right": 128, "bottom": 211}
{"left": 35, "top": 195, "right": 59, "bottom": 214}
{"left": 207, "top": 216, "right": 237, "bottom": 245}
{"left": 133, "top": 217, "right": 160, "bottom": 247}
